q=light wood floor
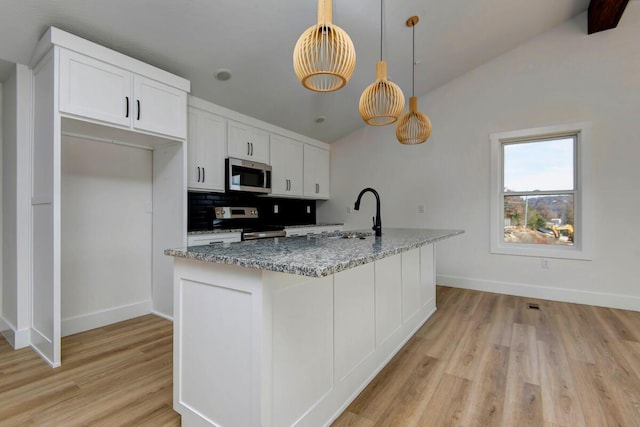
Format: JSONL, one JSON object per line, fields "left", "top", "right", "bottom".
{"left": 0, "top": 314, "right": 180, "bottom": 426}
{"left": 333, "top": 286, "right": 640, "bottom": 427}
{"left": 1, "top": 287, "right": 640, "bottom": 426}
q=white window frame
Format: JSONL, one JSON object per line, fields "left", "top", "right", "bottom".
{"left": 490, "top": 122, "right": 593, "bottom": 260}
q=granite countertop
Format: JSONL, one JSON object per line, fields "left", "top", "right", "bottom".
{"left": 166, "top": 228, "right": 463, "bottom": 278}
{"left": 284, "top": 223, "right": 344, "bottom": 229}
{"left": 188, "top": 229, "right": 243, "bottom": 235}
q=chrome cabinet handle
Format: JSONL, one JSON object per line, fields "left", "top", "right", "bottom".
{"left": 197, "top": 166, "right": 201, "bottom": 182}
{"left": 247, "top": 142, "right": 251, "bottom": 156}
{"left": 125, "top": 96, "right": 129, "bottom": 118}
{"left": 250, "top": 142, "right": 254, "bottom": 156}
{"left": 202, "top": 167, "right": 205, "bottom": 182}
{"left": 136, "top": 100, "right": 141, "bottom": 120}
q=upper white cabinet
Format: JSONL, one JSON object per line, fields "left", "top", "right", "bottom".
{"left": 187, "top": 106, "right": 226, "bottom": 192}
{"left": 270, "top": 134, "right": 303, "bottom": 197}
{"left": 133, "top": 75, "right": 187, "bottom": 138}
{"left": 304, "top": 144, "right": 330, "bottom": 199}
{"left": 59, "top": 49, "right": 131, "bottom": 127}
{"left": 58, "top": 49, "right": 187, "bottom": 140}
{"left": 227, "top": 120, "right": 269, "bottom": 164}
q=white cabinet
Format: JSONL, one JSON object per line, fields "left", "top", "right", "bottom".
{"left": 270, "top": 134, "right": 303, "bottom": 197}
{"left": 285, "top": 227, "right": 312, "bottom": 237}
{"left": 187, "top": 232, "right": 241, "bottom": 246}
{"left": 171, "top": 245, "right": 437, "bottom": 426}
{"left": 304, "top": 144, "right": 330, "bottom": 199}
{"left": 227, "top": 120, "right": 270, "bottom": 164}
{"left": 285, "top": 225, "right": 343, "bottom": 237}
{"left": 59, "top": 49, "right": 187, "bottom": 139}
{"left": 187, "top": 107, "right": 226, "bottom": 191}
{"left": 314, "top": 224, "right": 343, "bottom": 234}
{"left": 133, "top": 75, "right": 187, "bottom": 138}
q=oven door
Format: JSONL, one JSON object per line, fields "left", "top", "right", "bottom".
{"left": 226, "top": 158, "right": 272, "bottom": 194}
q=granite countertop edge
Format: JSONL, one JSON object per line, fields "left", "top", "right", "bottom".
{"left": 187, "top": 229, "right": 243, "bottom": 235}
{"left": 166, "top": 228, "right": 463, "bottom": 278}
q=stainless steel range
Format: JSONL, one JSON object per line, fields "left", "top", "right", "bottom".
{"left": 214, "top": 206, "right": 286, "bottom": 240}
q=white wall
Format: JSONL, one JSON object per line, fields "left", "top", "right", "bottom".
{"left": 61, "top": 135, "right": 153, "bottom": 335}
{"left": 318, "top": 5, "right": 640, "bottom": 311}
{"left": 0, "top": 80, "right": 4, "bottom": 333}
{"left": 1, "top": 64, "right": 32, "bottom": 346}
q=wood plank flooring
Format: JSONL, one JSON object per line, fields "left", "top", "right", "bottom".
{"left": 0, "top": 314, "right": 180, "bottom": 426}
{"left": 333, "top": 287, "right": 640, "bottom": 427}
{"left": 1, "top": 287, "right": 639, "bottom": 426}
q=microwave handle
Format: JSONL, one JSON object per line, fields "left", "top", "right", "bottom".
{"left": 264, "top": 169, "right": 271, "bottom": 189}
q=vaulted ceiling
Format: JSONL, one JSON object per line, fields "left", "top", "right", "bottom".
{"left": 0, "top": 1, "right": 603, "bottom": 142}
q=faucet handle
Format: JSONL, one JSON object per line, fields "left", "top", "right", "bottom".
{"left": 372, "top": 216, "right": 375, "bottom": 229}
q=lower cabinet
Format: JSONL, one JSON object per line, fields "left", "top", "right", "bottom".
{"left": 186, "top": 232, "right": 241, "bottom": 246}
{"left": 172, "top": 245, "right": 435, "bottom": 426}
{"left": 285, "top": 224, "right": 343, "bottom": 237}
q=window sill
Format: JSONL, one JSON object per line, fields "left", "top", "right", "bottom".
{"left": 490, "top": 242, "right": 592, "bottom": 260}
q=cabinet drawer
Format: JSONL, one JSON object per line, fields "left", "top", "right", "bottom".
{"left": 187, "top": 232, "right": 241, "bottom": 246}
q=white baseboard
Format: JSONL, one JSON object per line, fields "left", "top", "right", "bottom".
{"left": 0, "top": 315, "right": 31, "bottom": 349}
{"left": 61, "top": 300, "right": 152, "bottom": 336}
{"left": 437, "top": 275, "right": 640, "bottom": 312}
{"left": 151, "top": 309, "right": 173, "bottom": 322}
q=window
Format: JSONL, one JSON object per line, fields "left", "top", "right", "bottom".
{"left": 490, "top": 123, "right": 592, "bottom": 260}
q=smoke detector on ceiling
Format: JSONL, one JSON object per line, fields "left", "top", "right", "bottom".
{"left": 214, "top": 68, "right": 232, "bottom": 81}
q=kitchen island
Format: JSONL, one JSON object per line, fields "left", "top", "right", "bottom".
{"left": 165, "top": 228, "right": 463, "bottom": 427}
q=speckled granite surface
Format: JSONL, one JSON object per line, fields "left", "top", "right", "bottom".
{"left": 187, "top": 229, "right": 243, "bottom": 235}
{"left": 166, "top": 228, "right": 463, "bottom": 278}
{"left": 284, "top": 223, "right": 344, "bottom": 229}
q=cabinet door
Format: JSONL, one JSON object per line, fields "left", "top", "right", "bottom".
{"left": 303, "top": 145, "right": 330, "bottom": 199}
{"left": 270, "top": 134, "right": 303, "bottom": 197}
{"left": 227, "top": 120, "right": 270, "bottom": 164}
{"left": 187, "top": 107, "right": 226, "bottom": 191}
{"left": 59, "top": 49, "right": 131, "bottom": 127}
{"left": 133, "top": 75, "right": 187, "bottom": 139}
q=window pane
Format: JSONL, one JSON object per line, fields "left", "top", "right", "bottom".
{"left": 503, "top": 194, "right": 574, "bottom": 245}
{"left": 504, "top": 138, "right": 574, "bottom": 192}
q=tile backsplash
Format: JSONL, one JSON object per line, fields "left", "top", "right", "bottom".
{"left": 188, "top": 192, "right": 316, "bottom": 231}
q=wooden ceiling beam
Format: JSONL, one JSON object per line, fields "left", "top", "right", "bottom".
{"left": 588, "top": 0, "right": 630, "bottom": 34}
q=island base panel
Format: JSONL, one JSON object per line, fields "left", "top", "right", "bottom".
{"left": 173, "top": 245, "right": 436, "bottom": 427}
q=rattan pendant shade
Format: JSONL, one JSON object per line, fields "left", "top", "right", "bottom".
{"left": 293, "top": 0, "right": 356, "bottom": 92}
{"left": 396, "top": 16, "right": 431, "bottom": 145}
{"left": 359, "top": 0, "right": 404, "bottom": 126}
{"left": 359, "top": 61, "right": 405, "bottom": 125}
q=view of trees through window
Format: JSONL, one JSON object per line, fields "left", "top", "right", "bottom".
{"left": 502, "top": 137, "right": 575, "bottom": 246}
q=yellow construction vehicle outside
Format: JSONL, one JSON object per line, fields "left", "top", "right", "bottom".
{"left": 552, "top": 224, "right": 574, "bottom": 241}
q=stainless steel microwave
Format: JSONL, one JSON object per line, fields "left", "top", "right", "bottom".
{"left": 226, "top": 157, "right": 272, "bottom": 194}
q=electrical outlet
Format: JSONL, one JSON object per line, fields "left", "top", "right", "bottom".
{"left": 144, "top": 201, "right": 153, "bottom": 214}
{"left": 541, "top": 258, "right": 550, "bottom": 269}
{"left": 347, "top": 206, "right": 352, "bottom": 214}
{"left": 306, "top": 205, "right": 311, "bottom": 214}
{"left": 273, "top": 204, "right": 279, "bottom": 214}
{"left": 418, "top": 204, "right": 425, "bottom": 214}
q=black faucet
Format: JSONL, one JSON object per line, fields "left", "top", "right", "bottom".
{"left": 354, "top": 188, "right": 382, "bottom": 237}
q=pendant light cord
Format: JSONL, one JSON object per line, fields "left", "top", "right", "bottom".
{"left": 380, "top": 0, "right": 383, "bottom": 61}
{"left": 412, "top": 23, "right": 415, "bottom": 97}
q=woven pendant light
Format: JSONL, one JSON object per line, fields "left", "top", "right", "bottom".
{"left": 396, "top": 16, "right": 431, "bottom": 144}
{"left": 293, "top": 0, "right": 356, "bottom": 92}
{"left": 359, "top": 0, "right": 405, "bottom": 126}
